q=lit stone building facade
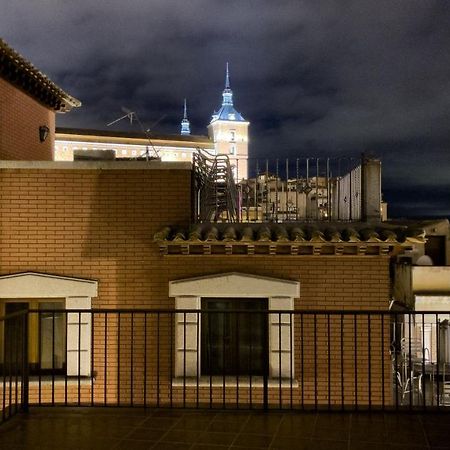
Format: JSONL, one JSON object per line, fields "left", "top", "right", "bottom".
{"left": 55, "top": 65, "right": 249, "bottom": 179}
{"left": 55, "top": 128, "right": 214, "bottom": 162}
{"left": 207, "top": 64, "right": 249, "bottom": 180}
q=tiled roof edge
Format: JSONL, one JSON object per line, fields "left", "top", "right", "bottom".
{"left": 154, "top": 223, "right": 426, "bottom": 245}
{"left": 0, "top": 38, "right": 81, "bottom": 112}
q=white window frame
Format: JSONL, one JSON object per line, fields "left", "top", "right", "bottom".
{"left": 169, "top": 272, "right": 299, "bottom": 379}
{"left": 0, "top": 272, "right": 97, "bottom": 376}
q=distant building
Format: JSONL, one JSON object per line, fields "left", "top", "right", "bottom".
{"left": 54, "top": 128, "right": 214, "bottom": 162}
{"left": 207, "top": 63, "right": 249, "bottom": 180}
{"left": 54, "top": 65, "right": 250, "bottom": 179}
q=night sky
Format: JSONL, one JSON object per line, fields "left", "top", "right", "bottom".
{"left": 2, "top": 1, "right": 449, "bottom": 218}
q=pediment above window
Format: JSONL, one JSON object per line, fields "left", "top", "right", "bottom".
{"left": 169, "top": 272, "right": 299, "bottom": 298}
{"left": 0, "top": 272, "right": 98, "bottom": 298}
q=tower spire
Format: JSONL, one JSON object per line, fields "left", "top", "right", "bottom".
{"left": 222, "top": 63, "right": 233, "bottom": 106}
{"left": 180, "top": 98, "right": 190, "bottom": 135}
{"left": 183, "top": 98, "right": 188, "bottom": 119}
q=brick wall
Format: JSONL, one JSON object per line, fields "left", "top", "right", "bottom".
{"left": 0, "top": 164, "right": 392, "bottom": 407}
{"left": 0, "top": 77, "right": 55, "bottom": 160}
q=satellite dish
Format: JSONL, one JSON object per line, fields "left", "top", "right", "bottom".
{"left": 416, "top": 255, "right": 433, "bottom": 266}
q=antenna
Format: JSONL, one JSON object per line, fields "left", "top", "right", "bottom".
{"left": 107, "top": 107, "right": 163, "bottom": 159}
{"left": 106, "top": 109, "right": 135, "bottom": 127}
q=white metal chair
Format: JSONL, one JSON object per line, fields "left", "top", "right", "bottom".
{"left": 440, "top": 382, "right": 450, "bottom": 406}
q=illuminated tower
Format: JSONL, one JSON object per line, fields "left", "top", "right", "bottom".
{"left": 208, "top": 63, "right": 249, "bottom": 180}
{"left": 180, "top": 98, "right": 191, "bottom": 135}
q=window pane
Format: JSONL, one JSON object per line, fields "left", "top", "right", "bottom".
{"left": 201, "top": 298, "right": 267, "bottom": 376}
{"left": 39, "top": 302, "right": 66, "bottom": 370}
{"left": 3, "top": 303, "right": 28, "bottom": 370}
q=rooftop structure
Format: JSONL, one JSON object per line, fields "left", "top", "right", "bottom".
{"left": 0, "top": 38, "right": 80, "bottom": 112}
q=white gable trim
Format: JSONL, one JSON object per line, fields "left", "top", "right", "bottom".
{"left": 0, "top": 272, "right": 98, "bottom": 298}
{"left": 169, "top": 272, "right": 299, "bottom": 298}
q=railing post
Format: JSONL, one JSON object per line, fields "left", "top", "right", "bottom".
{"left": 263, "top": 310, "right": 269, "bottom": 411}
{"left": 361, "top": 153, "right": 382, "bottom": 222}
{"left": 21, "top": 312, "right": 29, "bottom": 413}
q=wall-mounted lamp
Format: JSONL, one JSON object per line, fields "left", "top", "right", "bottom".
{"left": 39, "top": 125, "right": 50, "bottom": 143}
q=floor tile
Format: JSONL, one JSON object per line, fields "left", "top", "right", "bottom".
{"left": 190, "top": 445, "right": 229, "bottom": 449}
{"left": 270, "top": 436, "right": 312, "bottom": 449}
{"left": 241, "top": 415, "right": 282, "bottom": 434}
{"left": 207, "top": 419, "right": 245, "bottom": 432}
{"left": 315, "top": 413, "right": 350, "bottom": 430}
{"left": 151, "top": 443, "right": 192, "bottom": 450}
{"left": 313, "top": 425, "right": 349, "bottom": 441}
{"left": 115, "top": 439, "right": 154, "bottom": 450}
{"left": 350, "top": 425, "right": 387, "bottom": 443}
{"left": 160, "top": 429, "right": 201, "bottom": 443}
{"left": 126, "top": 428, "right": 167, "bottom": 441}
{"left": 139, "top": 417, "right": 180, "bottom": 430}
{"left": 349, "top": 442, "right": 389, "bottom": 450}
{"left": 196, "top": 431, "right": 237, "bottom": 446}
{"left": 232, "top": 433, "right": 273, "bottom": 448}
{"left": 172, "top": 415, "right": 213, "bottom": 431}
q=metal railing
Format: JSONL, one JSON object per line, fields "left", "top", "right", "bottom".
{"left": 0, "top": 310, "right": 29, "bottom": 425}
{"left": 2, "top": 309, "right": 450, "bottom": 421}
{"left": 193, "top": 156, "right": 365, "bottom": 223}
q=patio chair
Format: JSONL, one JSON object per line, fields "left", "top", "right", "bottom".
{"left": 440, "top": 382, "right": 450, "bottom": 406}
{"left": 396, "top": 370, "right": 423, "bottom": 404}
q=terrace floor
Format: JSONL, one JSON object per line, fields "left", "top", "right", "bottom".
{"left": 0, "top": 407, "right": 450, "bottom": 450}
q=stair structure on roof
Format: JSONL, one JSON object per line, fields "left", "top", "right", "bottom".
{"left": 193, "top": 149, "right": 238, "bottom": 222}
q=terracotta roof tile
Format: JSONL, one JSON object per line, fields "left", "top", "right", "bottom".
{"left": 0, "top": 38, "right": 81, "bottom": 112}
{"left": 154, "top": 222, "right": 426, "bottom": 244}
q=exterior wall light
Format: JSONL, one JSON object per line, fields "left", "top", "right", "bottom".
{"left": 39, "top": 125, "right": 50, "bottom": 142}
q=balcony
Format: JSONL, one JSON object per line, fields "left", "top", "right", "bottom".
{"left": 2, "top": 308, "right": 450, "bottom": 446}
{"left": 2, "top": 309, "right": 450, "bottom": 418}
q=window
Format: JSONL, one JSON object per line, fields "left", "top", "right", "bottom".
{"left": 230, "top": 130, "right": 236, "bottom": 142}
{"left": 2, "top": 300, "right": 66, "bottom": 375}
{"left": 0, "top": 272, "right": 97, "bottom": 378}
{"left": 170, "top": 273, "right": 299, "bottom": 380}
{"left": 230, "top": 145, "right": 236, "bottom": 155}
{"left": 201, "top": 298, "right": 268, "bottom": 376}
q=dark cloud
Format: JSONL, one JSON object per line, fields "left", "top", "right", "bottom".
{"left": 2, "top": 0, "right": 449, "bottom": 217}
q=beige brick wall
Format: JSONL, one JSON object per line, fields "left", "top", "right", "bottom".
{"left": 0, "top": 78, "right": 55, "bottom": 161}
{"left": 0, "top": 167, "right": 393, "bottom": 407}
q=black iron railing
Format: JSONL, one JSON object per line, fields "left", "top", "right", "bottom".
{"left": 0, "top": 310, "right": 28, "bottom": 425}
{"left": 1, "top": 309, "right": 450, "bottom": 421}
{"left": 193, "top": 156, "right": 366, "bottom": 223}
